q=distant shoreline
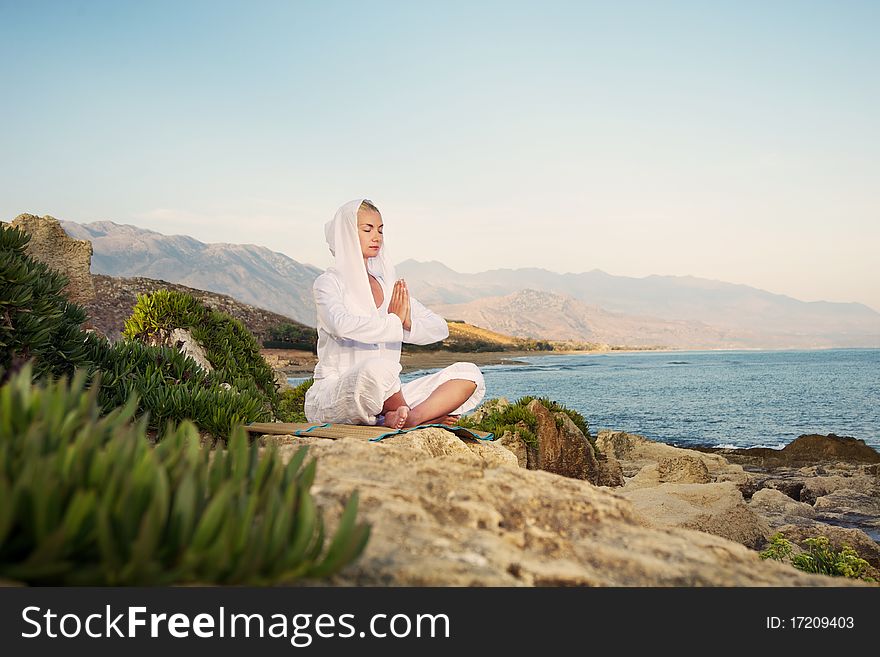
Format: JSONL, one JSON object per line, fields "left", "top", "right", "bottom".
{"left": 275, "top": 345, "right": 880, "bottom": 381}
{"left": 274, "top": 347, "right": 671, "bottom": 380}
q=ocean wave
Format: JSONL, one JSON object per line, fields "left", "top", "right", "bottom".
{"left": 713, "top": 443, "right": 786, "bottom": 450}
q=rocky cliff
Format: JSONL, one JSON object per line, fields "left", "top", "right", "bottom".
{"left": 8, "top": 214, "right": 95, "bottom": 304}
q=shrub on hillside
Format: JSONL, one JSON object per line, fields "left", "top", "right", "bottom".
{"left": 0, "top": 364, "right": 370, "bottom": 585}
{"left": 265, "top": 322, "right": 318, "bottom": 352}
{"left": 91, "top": 338, "right": 270, "bottom": 439}
{"left": 1, "top": 223, "right": 273, "bottom": 438}
{"left": 124, "top": 289, "right": 277, "bottom": 401}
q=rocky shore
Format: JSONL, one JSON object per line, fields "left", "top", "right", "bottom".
{"left": 256, "top": 401, "right": 879, "bottom": 586}
{"left": 696, "top": 435, "right": 880, "bottom": 547}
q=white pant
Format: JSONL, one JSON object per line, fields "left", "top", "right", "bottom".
{"left": 304, "top": 359, "right": 486, "bottom": 425}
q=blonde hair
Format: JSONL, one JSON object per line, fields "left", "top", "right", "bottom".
{"left": 359, "top": 199, "right": 380, "bottom": 215}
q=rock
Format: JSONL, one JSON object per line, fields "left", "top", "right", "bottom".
{"left": 657, "top": 456, "right": 712, "bottom": 484}
{"left": 811, "top": 490, "right": 880, "bottom": 542}
{"left": 749, "top": 488, "right": 818, "bottom": 526}
{"left": 170, "top": 328, "right": 213, "bottom": 372}
{"left": 704, "top": 434, "right": 880, "bottom": 468}
{"left": 621, "top": 482, "right": 771, "bottom": 549}
{"left": 527, "top": 399, "right": 601, "bottom": 483}
{"left": 381, "top": 427, "right": 518, "bottom": 469}
{"left": 482, "top": 401, "right": 624, "bottom": 486}
{"left": 498, "top": 430, "right": 528, "bottom": 468}
{"left": 742, "top": 463, "right": 880, "bottom": 542}
{"left": 464, "top": 438, "right": 520, "bottom": 469}
{"left": 593, "top": 451, "right": 626, "bottom": 488}
{"left": 757, "top": 478, "right": 806, "bottom": 502}
{"left": 596, "top": 429, "right": 747, "bottom": 486}
{"left": 623, "top": 463, "right": 663, "bottom": 490}
{"left": 801, "top": 475, "right": 877, "bottom": 505}
{"left": 145, "top": 327, "right": 214, "bottom": 372}
{"left": 9, "top": 213, "right": 95, "bottom": 304}
{"left": 781, "top": 434, "right": 880, "bottom": 464}
{"left": 263, "top": 431, "right": 846, "bottom": 586}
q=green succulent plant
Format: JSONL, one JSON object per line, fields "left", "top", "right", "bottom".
{"left": 0, "top": 363, "right": 370, "bottom": 585}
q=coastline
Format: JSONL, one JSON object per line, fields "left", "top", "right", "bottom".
{"left": 270, "top": 345, "right": 879, "bottom": 382}
{"left": 267, "top": 347, "right": 668, "bottom": 380}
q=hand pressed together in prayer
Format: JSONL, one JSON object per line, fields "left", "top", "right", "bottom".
{"left": 387, "top": 279, "right": 412, "bottom": 331}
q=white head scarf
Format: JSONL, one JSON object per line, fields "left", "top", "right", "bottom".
{"left": 324, "top": 198, "right": 397, "bottom": 317}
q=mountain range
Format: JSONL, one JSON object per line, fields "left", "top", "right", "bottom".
{"left": 60, "top": 220, "right": 880, "bottom": 349}
{"left": 61, "top": 220, "right": 321, "bottom": 326}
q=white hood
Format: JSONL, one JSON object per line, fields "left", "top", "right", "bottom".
{"left": 324, "top": 198, "right": 397, "bottom": 317}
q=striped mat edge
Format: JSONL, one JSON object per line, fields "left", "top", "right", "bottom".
{"left": 243, "top": 421, "right": 494, "bottom": 442}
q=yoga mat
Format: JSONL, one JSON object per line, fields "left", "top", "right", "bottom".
{"left": 243, "top": 421, "right": 494, "bottom": 442}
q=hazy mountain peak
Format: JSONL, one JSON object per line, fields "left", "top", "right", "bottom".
{"left": 49, "top": 218, "right": 880, "bottom": 348}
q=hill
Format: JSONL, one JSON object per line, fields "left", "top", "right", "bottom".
{"left": 398, "top": 260, "right": 880, "bottom": 348}
{"left": 61, "top": 219, "right": 320, "bottom": 326}
{"left": 83, "top": 274, "right": 311, "bottom": 345}
{"left": 83, "top": 273, "right": 556, "bottom": 355}
{"left": 433, "top": 289, "right": 754, "bottom": 349}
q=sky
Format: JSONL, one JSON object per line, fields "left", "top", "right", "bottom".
{"left": 1, "top": 0, "right": 878, "bottom": 311}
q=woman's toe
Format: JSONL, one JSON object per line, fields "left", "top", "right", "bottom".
{"left": 396, "top": 406, "right": 409, "bottom": 428}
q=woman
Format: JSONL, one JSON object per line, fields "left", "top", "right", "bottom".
{"left": 304, "top": 198, "right": 486, "bottom": 429}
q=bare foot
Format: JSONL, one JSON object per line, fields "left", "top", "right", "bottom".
{"left": 382, "top": 405, "right": 410, "bottom": 429}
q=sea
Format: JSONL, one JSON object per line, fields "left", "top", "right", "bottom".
{"left": 290, "top": 348, "right": 880, "bottom": 451}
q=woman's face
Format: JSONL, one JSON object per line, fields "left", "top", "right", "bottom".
{"left": 357, "top": 208, "right": 383, "bottom": 259}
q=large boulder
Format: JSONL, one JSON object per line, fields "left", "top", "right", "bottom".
{"left": 261, "top": 430, "right": 846, "bottom": 586}
{"left": 620, "top": 481, "right": 771, "bottom": 549}
{"left": 800, "top": 475, "right": 877, "bottom": 505}
{"left": 382, "top": 427, "right": 518, "bottom": 469}
{"left": 498, "top": 429, "right": 528, "bottom": 468}
{"left": 9, "top": 213, "right": 95, "bottom": 304}
{"left": 528, "top": 399, "right": 596, "bottom": 479}
{"left": 526, "top": 400, "right": 624, "bottom": 486}
{"left": 749, "top": 488, "right": 818, "bottom": 526}
{"left": 708, "top": 434, "right": 880, "bottom": 468}
{"left": 658, "top": 455, "right": 712, "bottom": 483}
{"left": 596, "top": 429, "right": 750, "bottom": 490}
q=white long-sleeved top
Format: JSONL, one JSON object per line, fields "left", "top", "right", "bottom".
{"left": 312, "top": 269, "right": 449, "bottom": 381}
